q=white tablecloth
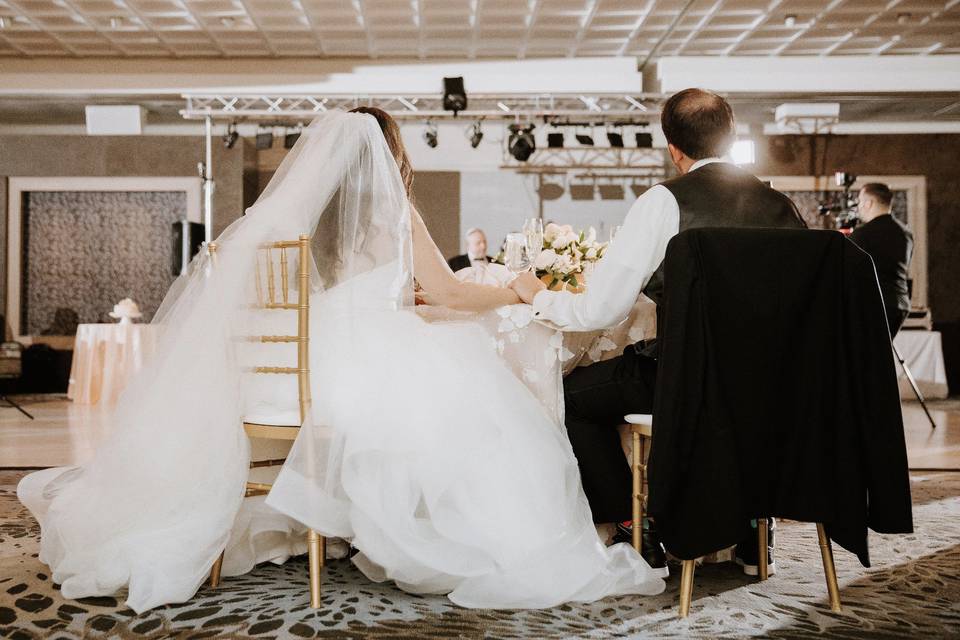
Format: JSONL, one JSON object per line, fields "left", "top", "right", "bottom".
{"left": 893, "top": 330, "right": 948, "bottom": 400}
{"left": 68, "top": 323, "right": 158, "bottom": 405}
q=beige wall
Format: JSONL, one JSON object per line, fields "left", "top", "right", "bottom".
{"left": 0, "top": 135, "right": 248, "bottom": 319}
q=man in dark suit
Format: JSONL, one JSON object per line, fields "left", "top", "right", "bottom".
{"left": 849, "top": 183, "right": 914, "bottom": 337}
{"left": 511, "top": 88, "right": 805, "bottom": 576}
{"left": 447, "top": 228, "right": 492, "bottom": 273}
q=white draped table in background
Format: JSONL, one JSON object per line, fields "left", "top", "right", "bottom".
{"left": 68, "top": 323, "right": 158, "bottom": 405}
{"left": 894, "top": 330, "right": 948, "bottom": 400}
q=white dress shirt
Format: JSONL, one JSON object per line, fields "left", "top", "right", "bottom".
{"left": 532, "top": 158, "right": 725, "bottom": 331}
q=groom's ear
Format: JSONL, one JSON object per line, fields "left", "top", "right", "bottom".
{"left": 666, "top": 143, "right": 686, "bottom": 170}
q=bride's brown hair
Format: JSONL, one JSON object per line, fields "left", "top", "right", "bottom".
{"left": 349, "top": 106, "right": 414, "bottom": 198}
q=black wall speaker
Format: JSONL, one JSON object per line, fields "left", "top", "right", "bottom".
{"left": 443, "top": 77, "right": 467, "bottom": 114}
{"left": 172, "top": 220, "right": 205, "bottom": 275}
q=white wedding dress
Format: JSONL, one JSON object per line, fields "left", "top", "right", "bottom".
{"left": 18, "top": 111, "right": 664, "bottom": 613}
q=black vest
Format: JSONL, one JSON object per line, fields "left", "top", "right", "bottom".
{"left": 642, "top": 162, "right": 806, "bottom": 305}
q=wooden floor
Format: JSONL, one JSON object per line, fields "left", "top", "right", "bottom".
{"left": 0, "top": 395, "right": 958, "bottom": 469}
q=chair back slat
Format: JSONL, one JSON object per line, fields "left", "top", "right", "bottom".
{"left": 280, "top": 248, "right": 289, "bottom": 305}
{"left": 254, "top": 253, "right": 265, "bottom": 306}
{"left": 266, "top": 250, "right": 276, "bottom": 306}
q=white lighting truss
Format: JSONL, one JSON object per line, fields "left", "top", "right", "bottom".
{"left": 180, "top": 93, "right": 662, "bottom": 122}
{"left": 502, "top": 147, "right": 666, "bottom": 177}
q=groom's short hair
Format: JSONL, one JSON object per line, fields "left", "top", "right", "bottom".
{"left": 661, "top": 88, "right": 737, "bottom": 160}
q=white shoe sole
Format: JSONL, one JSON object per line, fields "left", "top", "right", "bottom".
{"left": 651, "top": 564, "right": 670, "bottom": 579}
{"left": 736, "top": 557, "right": 777, "bottom": 577}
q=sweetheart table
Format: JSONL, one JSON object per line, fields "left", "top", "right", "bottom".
{"left": 68, "top": 323, "right": 158, "bottom": 405}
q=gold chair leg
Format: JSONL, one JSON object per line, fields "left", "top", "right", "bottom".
{"left": 816, "top": 523, "right": 842, "bottom": 612}
{"left": 757, "top": 517, "right": 769, "bottom": 581}
{"left": 679, "top": 559, "right": 696, "bottom": 618}
{"left": 632, "top": 431, "right": 641, "bottom": 554}
{"left": 307, "top": 529, "right": 323, "bottom": 608}
{"left": 209, "top": 551, "right": 224, "bottom": 588}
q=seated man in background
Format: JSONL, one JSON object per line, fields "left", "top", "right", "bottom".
{"left": 849, "top": 183, "right": 914, "bottom": 337}
{"left": 447, "top": 227, "right": 492, "bottom": 273}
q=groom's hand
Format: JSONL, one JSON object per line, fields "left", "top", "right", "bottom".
{"left": 510, "top": 272, "right": 547, "bottom": 305}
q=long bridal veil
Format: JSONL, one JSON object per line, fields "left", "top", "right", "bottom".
{"left": 17, "top": 111, "right": 413, "bottom": 613}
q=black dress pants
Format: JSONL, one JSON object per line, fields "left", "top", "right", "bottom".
{"left": 887, "top": 307, "right": 908, "bottom": 338}
{"left": 563, "top": 345, "right": 658, "bottom": 523}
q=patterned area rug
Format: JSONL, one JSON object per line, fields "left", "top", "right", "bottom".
{"left": 2, "top": 470, "right": 959, "bottom": 639}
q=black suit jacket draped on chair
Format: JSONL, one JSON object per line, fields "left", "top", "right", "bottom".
{"left": 647, "top": 227, "right": 913, "bottom": 567}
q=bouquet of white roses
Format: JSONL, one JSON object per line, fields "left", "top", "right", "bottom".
{"left": 534, "top": 223, "right": 607, "bottom": 290}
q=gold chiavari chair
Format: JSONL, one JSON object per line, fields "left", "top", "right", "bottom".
{"left": 622, "top": 413, "right": 841, "bottom": 619}
{"left": 206, "top": 235, "right": 325, "bottom": 609}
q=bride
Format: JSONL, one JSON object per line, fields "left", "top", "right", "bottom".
{"left": 18, "top": 109, "right": 665, "bottom": 613}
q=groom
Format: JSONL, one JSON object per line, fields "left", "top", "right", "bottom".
{"left": 511, "top": 88, "right": 805, "bottom": 574}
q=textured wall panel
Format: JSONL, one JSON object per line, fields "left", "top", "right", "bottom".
{"left": 23, "top": 190, "right": 184, "bottom": 334}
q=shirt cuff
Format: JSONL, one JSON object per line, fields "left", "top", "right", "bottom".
{"left": 532, "top": 289, "right": 554, "bottom": 318}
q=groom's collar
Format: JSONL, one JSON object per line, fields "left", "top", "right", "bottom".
{"left": 689, "top": 157, "right": 725, "bottom": 172}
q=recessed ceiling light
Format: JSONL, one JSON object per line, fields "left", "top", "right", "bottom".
{"left": 109, "top": 16, "right": 123, "bottom": 29}
{"left": 784, "top": 14, "right": 797, "bottom": 28}
{"left": 0, "top": 16, "right": 7, "bottom": 29}
{"left": 897, "top": 13, "right": 911, "bottom": 25}
{"left": 220, "top": 17, "right": 235, "bottom": 28}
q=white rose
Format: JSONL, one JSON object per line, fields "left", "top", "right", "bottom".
{"left": 552, "top": 253, "right": 576, "bottom": 275}
{"left": 535, "top": 248, "right": 559, "bottom": 271}
{"left": 543, "top": 223, "right": 562, "bottom": 243}
{"left": 551, "top": 232, "right": 574, "bottom": 250}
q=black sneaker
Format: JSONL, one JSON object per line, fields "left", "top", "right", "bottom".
{"left": 613, "top": 521, "right": 670, "bottom": 579}
{"left": 734, "top": 518, "right": 776, "bottom": 577}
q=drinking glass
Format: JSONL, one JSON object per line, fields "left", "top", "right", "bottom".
{"left": 609, "top": 225, "right": 623, "bottom": 243}
{"left": 523, "top": 218, "right": 544, "bottom": 255}
{"left": 504, "top": 233, "right": 532, "bottom": 274}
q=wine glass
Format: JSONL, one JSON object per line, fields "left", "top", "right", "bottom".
{"left": 609, "top": 225, "right": 623, "bottom": 243}
{"left": 523, "top": 218, "right": 544, "bottom": 256}
{"left": 504, "top": 232, "right": 532, "bottom": 275}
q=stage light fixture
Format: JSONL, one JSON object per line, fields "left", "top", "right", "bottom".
{"left": 466, "top": 120, "right": 484, "bottom": 148}
{"left": 575, "top": 133, "right": 595, "bottom": 146}
{"left": 598, "top": 183, "right": 625, "bottom": 200}
{"left": 284, "top": 126, "right": 302, "bottom": 149}
{"left": 538, "top": 181, "right": 565, "bottom": 200}
{"left": 443, "top": 76, "right": 467, "bottom": 115}
{"left": 635, "top": 131, "right": 653, "bottom": 148}
{"left": 255, "top": 128, "right": 274, "bottom": 150}
{"left": 606, "top": 131, "right": 624, "bottom": 148}
{"left": 569, "top": 183, "right": 595, "bottom": 200}
{"left": 547, "top": 132, "right": 565, "bottom": 148}
{"left": 508, "top": 123, "right": 536, "bottom": 162}
{"left": 423, "top": 121, "right": 439, "bottom": 148}
{"left": 222, "top": 122, "right": 239, "bottom": 149}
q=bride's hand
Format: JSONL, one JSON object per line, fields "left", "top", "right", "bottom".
{"left": 509, "top": 272, "right": 547, "bottom": 305}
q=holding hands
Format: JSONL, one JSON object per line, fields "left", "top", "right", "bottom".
{"left": 510, "top": 272, "right": 547, "bottom": 305}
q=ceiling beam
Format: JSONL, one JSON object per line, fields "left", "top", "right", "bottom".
{"left": 568, "top": 0, "right": 603, "bottom": 58}
{"left": 618, "top": 0, "right": 657, "bottom": 57}
{"left": 674, "top": 0, "right": 726, "bottom": 56}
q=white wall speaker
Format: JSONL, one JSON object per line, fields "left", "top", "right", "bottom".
{"left": 84, "top": 105, "right": 147, "bottom": 135}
